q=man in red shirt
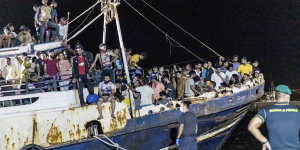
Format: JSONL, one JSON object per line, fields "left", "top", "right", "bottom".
{"left": 72, "top": 43, "right": 94, "bottom": 106}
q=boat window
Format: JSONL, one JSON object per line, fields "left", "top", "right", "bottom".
{"left": 0, "top": 97, "right": 39, "bottom": 108}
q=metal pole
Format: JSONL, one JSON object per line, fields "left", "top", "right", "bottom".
{"left": 113, "top": 4, "right": 135, "bottom": 117}
{"left": 102, "top": 9, "right": 107, "bottom": 44}
{"left": 66, "top": 12, "right": 70, "bottom": 40}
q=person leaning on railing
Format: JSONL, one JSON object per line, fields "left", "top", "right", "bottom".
{"left": 57, "top": 52, "right": 71, "bottom": 91}
{"left": 2, "top": 57, "right": 19, "bottom": 84}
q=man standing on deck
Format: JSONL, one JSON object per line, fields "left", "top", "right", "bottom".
{"left": 177, "top": 101, "right": 198, "bottom": 150}
{"left": 72, "top": 44, "right": 94, "bottom": 106}
{"left": 248, "top": 85, "right": 300, "bottom": 150}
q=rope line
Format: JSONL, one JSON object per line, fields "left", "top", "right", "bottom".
{"left": 67, "top": 7, "right": 95, "bottom": 37}
{"left": 123, "top": 0, "right": 205, "bottom": 62}
{"left": 94, "top": 135, "right": 127, "bottom": 150}
{"left": 139, "top": 0, "right": 223, "bottom": 57}
{"left": 68, "top": 1, "right": 100, "bottom": 25}
{"left": 67, "top": 10, "right": 105, "bottom": 42}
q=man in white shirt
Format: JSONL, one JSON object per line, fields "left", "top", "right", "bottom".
{"left": 98, "top": 75, "right": 116, "bottom": 119}
{"left": 2, "top": 57, "right": 19, "bottom": 83}
{"left": 135, "top": 79, "right": 154, "bottom": 106}
{"left": 225, "top": 64, "right": 239, "bottom": 83}
{"left": 211, "top": 67, "right": 226, "bottom": 91}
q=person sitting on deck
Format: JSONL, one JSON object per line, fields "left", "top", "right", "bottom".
{"left": 0, "top": 26, "right": 15, "bottom": 48}
{"left": 38, "top": 0, "right": 59, "bottom": 43}
{"left": 97, "top": 75, "right": 116, "bottom": 119}
{"left": 33, "top": 4, "right": 41, "bottom": 43}
{"left": 237, "top": 57, "right": 253, "bottom": 77}
{"left": 7, "top": 24, "right": 18, "bottom": 47}
{"left": 17, "top": 25, "right": 32, "bottom": 46}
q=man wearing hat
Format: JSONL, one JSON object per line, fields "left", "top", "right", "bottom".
{"left": 248, "top": 85, "right": 300, "bottom": 150}
{"left": 72, "top": 43, "right": 94, "bottom": 106}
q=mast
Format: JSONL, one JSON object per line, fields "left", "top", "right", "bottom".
{"left": 102, "top": 0, "right": 136, "bottom": 117}
{"left": 102, "top": 9, "right": 107, "bottom": 44}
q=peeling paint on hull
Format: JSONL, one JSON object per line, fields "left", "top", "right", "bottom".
{"left": 0, "top": 83, "right": 264, "bottom": 150}
{"left": 0, "top": 101, "right": 131, "bottom": 150}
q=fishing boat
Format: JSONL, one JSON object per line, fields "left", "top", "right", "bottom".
{"left": 0, "top": 0, "right": 265, "bottom": 150}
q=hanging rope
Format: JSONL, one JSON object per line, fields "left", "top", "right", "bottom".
{"left": 139, "top": 0, "right": 223, "bottom": 58}
{"left": 94, "top": 135, "right": 127, "bottom": 150}
{"left": 123, "top": 0, "right": 205, "bottom": 62}
{"left": 68, "top": 1, "right": 101, "bottom": 25}
{"left": 67, "top": 10, "right": 105, "bottom": 42}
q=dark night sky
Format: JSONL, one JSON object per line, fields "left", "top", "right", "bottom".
{"left": 0, "top": 0, "right": 299, "bottom": 89}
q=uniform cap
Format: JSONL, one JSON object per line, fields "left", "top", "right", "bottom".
{"left": 275, "top": 84, "right": 291, "bottom": 95}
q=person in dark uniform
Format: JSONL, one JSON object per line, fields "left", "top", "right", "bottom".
{"left": 176, "top": 101, "right": 198, "bottom": 150}
{"left": 248, "top": 84, "right": 300, "bottom": 150}
{"left": 72, "top": 43, "right": 94, "bottom": 106}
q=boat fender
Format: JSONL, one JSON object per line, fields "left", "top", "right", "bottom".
{"left": 86, "top": 94, "right": 99, "bottom": 104}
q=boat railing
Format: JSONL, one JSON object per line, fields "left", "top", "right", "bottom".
{"left": 0, "top": 74, "right": 77, "bottom": 97}
{"left": 0, "top": 41, "right": 64, "bottom": 58}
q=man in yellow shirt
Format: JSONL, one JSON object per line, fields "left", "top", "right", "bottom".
{"left": 130, "top": 53, "right": 145, "bottom": 69}
{"left": 237, "top": 57, "right": 253, "bottom": 77}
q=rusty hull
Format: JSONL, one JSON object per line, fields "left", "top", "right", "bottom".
{"left": 0, "top": 101, "right": 131, "bottom": 150}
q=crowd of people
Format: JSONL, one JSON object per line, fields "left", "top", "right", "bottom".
{"left": 0, "top": 0, "right": 264, "bottom": 117}
{"left": 0, "top": 0, "right": 67, "bottom": 48}
{"left": 0, "top": 38, "right": 264, "bottom": 115}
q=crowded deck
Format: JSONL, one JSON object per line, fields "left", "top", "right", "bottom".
{"left": 0, "top": 40, "right": 264, "bottom": 114}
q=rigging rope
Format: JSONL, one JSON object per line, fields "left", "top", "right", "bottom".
{"left": 94, "top": 135, "right": 127, "bottom": 150}
{"left": 123, "top": 0, "right": 205, "bottom": 62}
{"left": 67, "top": 7, "right": 95, "bottom": 37}
{"left": 68, "top": 0, "right": 100, "bottom": 25}
{"left": 139, "top": 0, "right": 223, "bottom": 57}
{"left": 67, "top": 10, "right": 105, "bottom": 42}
